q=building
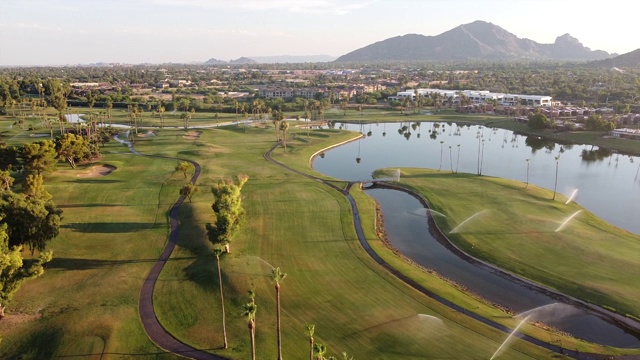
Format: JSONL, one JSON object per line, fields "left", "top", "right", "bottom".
{"left": 389, "top": 88, "right": 552, "bottom": 107}
{"left": 609, "top": 128, "right": 640, "bottom": 140}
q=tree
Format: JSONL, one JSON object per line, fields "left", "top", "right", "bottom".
{"left": 213, "top": 248, "right": 227, "bottom": 349}
{"left": 438, "top": 141, "right": 444, "bottom": 171}
{"left": 0, "top": 191, "right": 62, "bottom": 254}
{"left": 157, "top": 105, "right": 165, "bottom": 129}
{"left": 175, "top": 161, "right": 194, "bottom": 179}
{"left": 305, "top": 323, "right": 315, "bottom": 360}
{"left": 525, "top": 158, "right": 531, "bottom": 188}
{"left": 272, "top": 110, "right": 283, "bottom": 142}
{"left": 314, "top": 343, "right": 327, "bottom": 360}
{"left": 21, "top": 140, "right": 58, "bottom": 175}
{"left": 0, "top": 145, "right": 21, "bottom": 172}
{"left": 0, "top": 221, "right": 52, "bottom": 320}
{"left": 553, "top": 155, "right": 560, "bottom": 200}
{"left": 207, "top": 174, "right": 248, "bottom": 253}
{"left": 280, "top": 121, "right": 290, "bottom": 151}
{"left": 527, "top": 113, "right": 550, "bottom": 130}
{"left": 179, "top": 183, "right": 199, "bottom": 202}
{"left": 270, "top": 267, "right": 287, "bottom": 360}
{"left": 23, "top": 174, "right": 52, "bottom": 201}
{"left": 340, "top": 352, "right": 354, "bottom": 360}
{"left": 55, "top": 133, "right": 94, "bottom": 169}
{"left": 242, "top": 301, "right": 258, "bottom": 360}
{"left": 0, "top": 171, "right": 14, "bottom": 192}
{"left": 47, "top": 79, "right": 69, "bottom": 122}
{"left": 181, "top": 111, "right": 191, "bottom": 130}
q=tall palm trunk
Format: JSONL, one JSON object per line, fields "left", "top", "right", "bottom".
{"left": 276, "top": 283, "right": 283, "bottom": 360}
{"left": 309, "top": 336, "right": 314, "bottom": 360}
{"left": 249, "top": 320, "right": 256, "bottom": 360}
{"left": 216, "top": 254, "right": 227, "bottom": 349}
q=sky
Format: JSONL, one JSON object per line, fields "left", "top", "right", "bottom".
{"left": 0, "top": 0, "right": 638, "bottom": 66}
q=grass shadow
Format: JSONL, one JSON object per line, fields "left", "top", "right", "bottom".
{"left": 58, "top": 203, "right": 124, "bottom": 209}
{"left": 66, "top": 179, "right": 123, "bottom": 184}
{"left": 47, "top": 256, "right": 196, "bottom": 271}
{"left": 61, "top": 222, "right": 162, "bottom": 233}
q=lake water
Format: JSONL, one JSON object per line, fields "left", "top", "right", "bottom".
{"left": 314, "top": 121, "right": 640, "bottom": 235}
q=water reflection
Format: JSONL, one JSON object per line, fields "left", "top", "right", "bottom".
{"left": 313, "top": 121, "right": 640, "bottom": 235}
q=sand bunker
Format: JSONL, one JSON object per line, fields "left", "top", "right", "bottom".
{"left": 183, "top": 130, "right": 202, "bottom": 140}
{"left": 76, "top": 164, "right": 117, "bottom": 178}
{"left": 138, "top": 130, "right": 156, "bottom": 138}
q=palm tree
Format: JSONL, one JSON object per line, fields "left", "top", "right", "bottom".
{"left": 525, "top": 158, "right": 531, "bottom": 188}
{"left": 479, "top": 139, "right": 486, "bottom": 175}
{"left": 280, "top": 121, "right": 290, "bottom": 152}
{"left": 340, "top": 352, "right": 354, "bottom": 360}
{"left": 314, "top": 343, "right": 327, "bottom": 360}
{"left": 181, "top": 111, "right": 191, "bottom": 130}
{"left": 213, "top": 248, "right": 227, "bottom": 349}
{"left": 439, "top": 141, "right": 444, "bottom": 171}
{"left": 449, "top": 145, "right": 454, "bottom": 173}
{"left": 242, "top": 301, "right": 258, "bottom": 360}
{"left": 305, "top": 323, "right": 315, "bottom": 360}
{"left": 270, "top": 267, "right": 287, "bottom": 360}
{"left": 553, "top": 155, "right": 560, "bottom": 199}
{"left": 158, "top": 105, "right": 165, "bottom": 129}
{"left": 455, "top": 144, "right": 461, "bottom": 173}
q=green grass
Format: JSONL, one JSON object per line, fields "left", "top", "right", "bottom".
{"left": 151, "top": 127, "right": 564, "bottom": 359}
{"left": 391, "top": 168, "right": 640, "bottom": 319}
{"left": 1, "top": 111, "right": 636, "bottom": 359}
{"left": 0, "top": 141, "right": 184, "bottom": 359}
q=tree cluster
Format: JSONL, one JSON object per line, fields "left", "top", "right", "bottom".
{"left": 584, "top": 114, "right": 617, "bottom": 131}
{"left": 0, "top": 169, "right": 59, "bottom": 320}
{"left": 206, "top": 174, "right": 249, "bottom": 252}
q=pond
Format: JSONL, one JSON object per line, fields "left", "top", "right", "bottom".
{"left": 312, "top": 121, "right": 640, "bottom": 348}
{"left": 313, "top": 121, "right": 640, "bottom": 235}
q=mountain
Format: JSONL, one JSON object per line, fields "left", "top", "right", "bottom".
{"left": 335, "top": 20, "right": 612, "bottom": 62}
{"left": 202, "top": 57, "right": 258, "bottom": 65}
{"left": 229, "top": 57, "right": 258, "bottom": 65}
{"left": 588, "top": 48, "right": 640, "bottom": 68}
{"left": 247, "top": 55, "right": 337, "bottom": 63}
{"left": 204, "top": 58, "right": 227, "bottom": 65}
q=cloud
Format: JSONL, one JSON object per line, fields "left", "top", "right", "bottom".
{"left": 148, "top": 0, "right": 371, "bottom": 15}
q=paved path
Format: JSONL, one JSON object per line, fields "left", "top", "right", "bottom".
{"left": 116, "top": 134, "right": 226, "bottom": 360}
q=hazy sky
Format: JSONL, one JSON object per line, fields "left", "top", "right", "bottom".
{"left": 1, "top": 0, "right": 637, "bottom": 66}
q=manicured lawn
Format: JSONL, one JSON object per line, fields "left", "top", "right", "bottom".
{"left": 391, "top": 168, "right": 640, "bottom": 320}
{"left": 0, "top": 142, "right": 184, "bottom": 359}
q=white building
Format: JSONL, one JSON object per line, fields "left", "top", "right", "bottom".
{"left": 390, "top": 88, "right": 552, "bottom": 107}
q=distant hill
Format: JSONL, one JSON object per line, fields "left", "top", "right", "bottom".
{"left": 204, "top": 55, "right": 336, "bottom": 65}
{"left": 588, "top": 48, "right": 640, "bottom": 68}
{"left": 203, "top": 58, "right": 227, "bottom": 65}
{"left": 229, "top": 57, "right": 258, "bottom": 65}
{"left": 335, "top": 20, "right": 612, "bottom": 62}
{"left": 248, "top": 55, "right": 337, "bottom": 63}
{"left": 202, "top": 57, "right": 258, "bottom": 65}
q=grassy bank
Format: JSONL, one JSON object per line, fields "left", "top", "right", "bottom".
{"left": 388, "top": 168, "right": 640, "bottom": 321}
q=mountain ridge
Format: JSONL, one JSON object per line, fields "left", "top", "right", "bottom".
{"left": 335, "top": 20, "right": 613, "bottom": 62}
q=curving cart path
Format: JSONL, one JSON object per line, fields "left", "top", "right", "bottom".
{"left": 115, "top": 134, "right": 226, "bottom": 360}
{"left": 264, "top": 140, "right": 639, "bottom": 360}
